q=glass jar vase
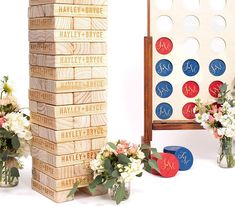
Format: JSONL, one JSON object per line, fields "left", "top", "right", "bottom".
{"left": 217, "top": 136, "right": 235, "bottom": 168}
{"left": 108, "top": 182, "right": 131, "bottom": 202}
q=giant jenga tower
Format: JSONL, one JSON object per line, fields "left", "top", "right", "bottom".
{"left": 28, "top": 0, "right": 107, "bottom": 202}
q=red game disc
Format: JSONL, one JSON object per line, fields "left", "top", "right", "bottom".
{"left": 209, "top": 81, "right": 223, "bottom": 98}
{"left": 151, "top": 153, "right": 179, "bottom": 178}
{"left": 182, "top": 102, "right": 196, "bottom": 119}
{"left": 155, "top": 37, "right": 173, "bottom": 55}
{"left": 182, "top": 81, "right": 200, "bottom": 98}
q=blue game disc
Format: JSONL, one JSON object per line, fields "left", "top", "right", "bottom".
{"left": 156, "top": 59, "right": 173, "bottom": 77}
{"left": 182, "top": 59, "right": 200, "bottom": 76}
{"left": 164, "top": 146, "right": 194, "bottom": 171}
{"left": 156, "top": 81, "right": 173, "bottom": 98}
{"left": 209, "top": 59, "right": 226, "bottom": 76}
{"left": 156, "top": 103, "right": 173, "bottom": 120}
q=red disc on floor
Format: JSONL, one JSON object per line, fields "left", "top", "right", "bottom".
{"left": 209, "top": 81, "right": 223, "bottom": 98}
{"left": 182, "top": 102, "right": 196, "bottom": 119}
{"left": 151, "top": 153, "right": 179, "bottom": 178}
{"left": 155, "top": 37, "right": 173, "bottom": 55}
{"left": 182, "top": 81, "right": 200, "bottom": 98}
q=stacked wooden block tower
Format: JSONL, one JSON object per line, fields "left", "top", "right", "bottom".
{"left": 28, "top": 0, "right": 108, "bottom": 202}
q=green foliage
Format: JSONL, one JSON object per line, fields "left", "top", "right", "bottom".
{"left": 11, "top": 136, "right": 20, "bottom": 150}
{"left": 117, "top": 154, "right": 131, "bottom": 165}
{"left": 10, "top": 167, "right": 20, "bottom": 178}
{"left": 107, "top": 142, "right": 117, "bottom": 151}
{"left": 115, "top": 183, "right": 125, "bottom": 205}
{"left": 148, "top": 159, "right": 160, "bottom": 173}
{"left": 104, "top": 158, "right": 113, "bottom": 174}
{"left": 88, "top": 175, "right": 103, "bottom": 193}
{"left": 151, "top": 148, "right": 162, "bottom": 159}
{"left": 104, "top": 178, "right": 116, "bottom": 189}
{"left": 67, "top": 181, "right": 79, "bottom": 198}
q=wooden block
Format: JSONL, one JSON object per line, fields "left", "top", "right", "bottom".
{"left": 74, "top": 18, "right": 91, "bottom": 30}
{"left": 32, "top": 146, "right": 99, "bottom": 167}
{"left": 91, "top": 0, "right": 108, "bottom": 5}
{"left": 29, "top": 17, "right": 73, "bottom": 30}
{"left": 30, "top": 42, "right": 90, "bottom": 55}
{"left": 91, "top": 18, "right": 107, "bottom": 30}
{"left": 92, "top": 67, "right": 107, "bottom": 78}
{"left": 73, "top": 0, "right": 91, "bottom": 4}
{"left": 30, "top": 54, "right": 107, "bottom": 67}
{"left": 29, "top": 30, "right": 107, "bottom": 42}
{"left": 30, "top": 0, "right": 73, "bottom": 6}
{"left": 33, "top": 169, "right": 93, "bottom": 191}
{"left": 75, "top": 140, "right": 91, "bottom": 152}
{"left": 74, "top": 67, "right": 92, "bottom": 80}
{"left": 29, "top": 101, "right": 38, "bottom": 113}
{"left": 32, "top": 179, "right": 73, "bottom": 203}
{"left": 30, "top": 77, "right": 46, "bottom": 91}
{"left": 91, "top": 114, "right": 106, "bottom": 126}
{"left": 73, "top": 92, "right": 91, "bottom": 104}
{"left": 91, "top": 42, "right": 107, "bottom": 54}
{"left": 31, "top": 124, "right": 39, "bottom": 136}
{"left": 91, "top": 137, "right": 106, "bottom": 150}
{"left": 74, "top": 116, "right": 90, "bottom": 128}
{"left": 32, "top": 136, "right": 75, "bottom": 155}
{"left": 31, "top": 112, "right": 73, "bottom": 130}
{"left": 29, "top": 89, "right": 73, "bottom": 106}
{"left": 91, "top": 90, "right": 106, "bottom": 102}
{"left": 37, "top": 103, "right": 106, "bottom": 118}
{"left": 38, "top": 125, "right": 107, "bottom": 143}
{"left": 46, "top": 79, "right": 107, "bottom": 93}
{"left": 32, "top": 158, "right": 92, "bottom": 180}
{"left": 29, "top": 4, "right": 107, "bottom": 18}
{"left": 30, "top": 66, "right": 74, "bottom": 80}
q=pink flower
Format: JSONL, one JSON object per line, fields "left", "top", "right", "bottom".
{"left": 209, "top": 115, "right": 215, "bottom": 124}
{"left": 116, "top": 147, "right": 125, "bottom": 154}
{"left": 214, "top": 128, "right": 222, "bottom": 139}
{"left": 0, "top": 117, "right": 5, "bottom": 128}
{"left": 120, "top": 140, "right": 129, "bottom": 149}
{"left": 128, "top": 146, "right": 138, "bottom": 155}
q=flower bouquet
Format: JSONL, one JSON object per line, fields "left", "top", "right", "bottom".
{"left": 194, "top": 83, "right": 235, "bottom": 168}
{"left": 67, "top": 140, "right": 161, "bottom": 204}
{"left": 0, "top": 76, "right": 32, "bottom": 187}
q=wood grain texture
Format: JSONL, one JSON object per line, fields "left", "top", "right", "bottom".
{"left": 29, "top": 30, "right": 107, "bottom": 42}
{"left": 73, "top": 91, "right": 106, "bottom": 104}
{"left": 91, "top": 114, "right": 106, "bottom": 126}
{"left": 30, "top": 66, "right": 74, "bottom": 80}
{"left": 30, "top": 0, "right": 73, "bottom": 6}
{"left": 92, "top": 67, "right": 107, "bottom": 78}
{"left": 74, "top": 116, "right": 90, "bottom": 129}
{"left": 90, "top": 42, "right": 107, "bottom": 54}
{"left": 91, "top": 18, "right": 107, "bottom": 30}
{"left": 29, "top": 101, "right": 38, "bottom": 113}
{"left": 74, "top": 67, "right": 92, "bottom": 80}
{"left": 74, "top": 18, "right": 91, "bottom": 30}
{"left": 75, "top": 139, "right": 91, "bottom": 152}
{"left": 152, "top": 121, "right": 203, "bottom": 130}
{"left": 91, "top": 137, "right": 106, "bottom": 150}
{"left": 29, "top": 17, "right": 73, "bottom": 30}
{"left": 32, "top": 179, "right": 73, "bottom": 203}
{"left": 31, "top": 124, "right": 39, "bottom": 136}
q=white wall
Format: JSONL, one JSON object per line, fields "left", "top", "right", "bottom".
{"left": 0, "top": 0, "right": 217, "bottom": 159}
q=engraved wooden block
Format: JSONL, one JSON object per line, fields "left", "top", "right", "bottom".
{"left": 75, "top": 140, "right": 91, "bottom": 152}
{"left": 91, "top": 114, "right": 106, "bottom": 126}
{"left": 91, "top": 42, "right": 107, "bottom": 54}
{"left": 31, "top": 112, "right": 73, "bottom": 130}
{"left": 91, "top": 90, "right": 106, "bottom": 102}
{"left": 32, "top": 136, "right": 75, "bottom": 155}
{"left": 32, "top": 158, "right": 92, "bottom": 180}
{"left": 30, "top": 66, "right": 74, "bottom": 80}
{"left": 74, "top": 67, "right": 92, "bottom": 80}
{"left": 32, "top": 179, "right": 73, "bottom": 203}
{"left": 30, "top": 0, "right": 73, "bottom": 6}
{"left": 29, "top": 89, "right": 73, "bottom": 106}
{"left": 31, "top": 124, "right": 39, "bottom": 136}
{"left": 30, "top": 54, "right": 107, "bottom": 67}
{"left": 32, "top": 168, "right": 93, "bottom": 191}
{"left": 28, "top": 4, "right": 107, "bottom": 18}
{"left": 37, "top": 103, "right": 107, "bottom": 118}
{"left": 29, "top": 100, "right": 38, "bottom": 113}
{"left": 29, "top": 30, "right": 107, "bottom": 42}
{"left": 74, "top": 18, "right": 91, "bottom": 30}
{"left": 92, "top": 67, "right": 107, "bottom": 78}
{"left": 91, "top": 18, "right": 107, "bottom": 30}
{"left": 29, "top": 17, "right": 73, "bottom": 30}
{"left": 74, "top": 116, "right": 90, "bottom": 129}
{"left": 32, "top": 146, "right": 98, "bottom": 167}
{"left": 38, "top": 125, "right": 107, "bottom": 143}
{"left": 30, "top": 42, "right": 90, "bottom": 55}
{"left": 91, "top": 137, "right": 106, "bottom": 150}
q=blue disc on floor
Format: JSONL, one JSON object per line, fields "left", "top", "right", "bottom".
{"left": 164, "top": 146, "right": 194, "bottom": 171}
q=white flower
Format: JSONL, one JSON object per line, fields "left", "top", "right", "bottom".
{"left": 195, "top": 113, "right": 202, "bottom": 123}
{"left": 218, "top": 128, "right": 226, "bottom": 136}
{"left": 201, "top": 113, "right": 210, "bottom": 122}
{"left": 137, "top": 150, "right": 145, "bottom": 160}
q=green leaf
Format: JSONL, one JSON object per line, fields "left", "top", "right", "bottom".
{"left": 104, "top": 178, "right": 116, "bottom": 189}
{"left": 67, "top": 181, "right": 79, "bottom": 198}
{"left": 104, "top": 158, "right": 113, "bottom": 174}
{"left": 220, "top": 83, "right": 227, "bottom": 93}
{"left": 88, "top": 175, "right": 103, "bottom": 193}
{"left": 141, "top": 144, "right": 150, "bottom": 150}
{"left": 151, "top": 148, "right": 162, "bottom": 159}
{"left": 116, "top": 183, "right": 125, "bottom": 205}
{"left": 10, "top": 167, "right": 20, "bottom": 178}
{"left": 142, "top": 149, "right": 150, "bottom": 158}
{"left": 111, "top": 170, "right": 119, "bottom": 178}
{"left": 107, "top": 142, "right": 117, "bottom": 151}
{"left": 11, "top": 136, "right": 20, "bottom": 150}
{"left": 2, "top": 151, "right": 8, "bottom": 161}
{"left": 136, "top": 172, "right": 143, "bottom": 177}
{"left": 117, "top": 154, "right": 131, "bottom": 165}
{"left": 143, "top": 161, "right": 151, "bottom": 173}
{"left": 148, "top": 159, "right": 160, "bottom": 173}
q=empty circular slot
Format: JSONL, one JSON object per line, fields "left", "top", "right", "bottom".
{"left": 156, "top": 16, "right": 173, "bottom": 33}
{"left": 210, "top": 0, "right": 226, "bottom": 11}
{"left": 211, "top": 37, "right": 226, "bottom": 53}
{"left": 183, "top": 37, "right": 200, "bottom": 55}
{"left": 183, "top": 0, "right": 200, "bottom": 10}
{"left": 184, "top": 15, "right": 200, "bottom": 32}
{"left": 155, "top": 0, "right": 173, "bottom": 10}
{"left": 211, "top": 15, "right": 226, "bottom": 32}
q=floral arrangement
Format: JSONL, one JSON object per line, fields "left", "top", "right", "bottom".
{"left": 68, "top": 140, "right": 161, "bottom": 204}
{"left": 194, "top": 83, "right": 235, "bottom": 167}
{"left": 0, "top": 76, "right": 32, "bottom": 186}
